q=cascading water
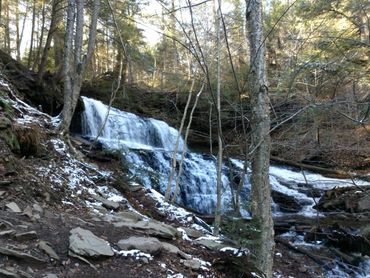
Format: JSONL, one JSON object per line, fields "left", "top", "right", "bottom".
{"left": 81, "top": 97, "right": 369, "bottom": 216}
{"left": 81, "top": 97, "right": 370, "bottom": 277}
{"left": 81, "top": 96, "right": 235, "bottom": 215}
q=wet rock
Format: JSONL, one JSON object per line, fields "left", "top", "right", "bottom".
{"left": 69, "top": 227, "right": 114, "bottom": 257}
{"left": 272, "top": 191, "right": 302, "bottom": 213}
{"left": 15, "top": 231, "right": 38, "bottom": 241}
{"left": 5, "top": 202, "right": 22, "bottom": 213}
{"left": 0, "top": 190, "right": 6, "bottom": 197}
{"left": 38, "top": 241, "right": 60, "bottom": 261}
{"left": 0, "top": 246, "right": 47, "bottom": 263}
{"left": 117, "top": 236, "right": 162, "bottom": 255}
{"left": 92, "top": 195, "right": 120, "bottom": 210}
{"left": 182, "top": 259, "right": 201, "bottom": 270}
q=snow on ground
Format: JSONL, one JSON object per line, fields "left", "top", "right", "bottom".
{"left": 145, "top": 188, "right": 212, "bottom": 234}
{"left": 114, "top": 249, "right": 153, "bottom": 260}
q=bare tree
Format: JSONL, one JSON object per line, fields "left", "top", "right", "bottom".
{"left": 246, "top": 0, "right": 274, "bottom": 277}
{"left": 37, "top": 0, "right": 64, "bottom": 82}
{"left": 58, "top": 0, "right": 100, "bottom": 137}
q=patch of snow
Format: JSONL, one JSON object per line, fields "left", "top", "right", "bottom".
{"left": 251, "top": 272, "right": 263, "bottom": 278}
{"left": 177, "top": 228, "right": 191, "bottom": 241}
{"left": 196, "top": 235, "right": 222, "bottom": 243}
{"left": 114, "top": 249, "right": 153, "bottom": 260}
{"left": 146, "top": 188, "right": 193, "bottom": 223}
{"left": 167, "top": 274, "right": 185, "bottom": 278}
{"left": 220, "top": 247, "right": 249, "bottom": 257}
{"left": 193, "top": 258, "right": 211, "bottom": 271}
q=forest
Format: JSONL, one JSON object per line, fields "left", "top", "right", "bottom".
{"left": 0, "top": 0, "right": 369, "bottom": 278}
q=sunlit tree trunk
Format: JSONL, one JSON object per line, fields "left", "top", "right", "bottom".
{"left": 246, "top": 0, "right": 274, "bottom": 277}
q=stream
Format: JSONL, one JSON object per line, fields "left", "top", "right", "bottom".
{"left": 80, "top": 96, "right": 370, "bottom": 277}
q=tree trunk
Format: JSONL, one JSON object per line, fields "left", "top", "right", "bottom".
{"left": 33, "top": 0, "right": 46, "bottom": 71}
{"left": 4, "top": 0, "right": 11, "bottom": 54}
{"left": 28, "top": 0, "right": 37, "bottom": 68}
{"left": 214, "top": 0, "right": 223, "bottom": 237}
{"left": 59, "top": 0, "right": 100, "bottom": 134}
{"left": 38, "top": 0, "right": 63, "bottom": 82}
{"left": 246, "top": 0, "right": 274, "bottom": 277}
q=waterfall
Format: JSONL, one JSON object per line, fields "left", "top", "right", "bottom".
{"left": 81, "top": 97, "right": 369, "bottom": 216}
{"left": 81, "top": 97, "right": 235, "bottom": 215}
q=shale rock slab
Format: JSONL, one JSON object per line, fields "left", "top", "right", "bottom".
{"left": 69, "top": 227, "right": 114, "bottom": 257}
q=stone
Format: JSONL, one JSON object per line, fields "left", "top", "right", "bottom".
{"left": 182, "top": 259, "right": 201, "bottom": 270}
{"left": 115, "top": 211, "right": 143, "bottom": 222}
{"left": 358, "top": 195, "right": 370, "bottom": 212}
{"left": 43, "top": 274, "right": 58, "bottom": 278}
{"left": 92, "top": 195, "right": 120, "bottom": 210}
{"left": 161, "top": 242, "right": 180, "bottom": 254}
{"left": 117, "top": 236, "right": 163, "bottom": 255}
{"left": 22, "top": 206, "right": 34, "bottom": 219}
{"left": 272, "top": 191, "right": 302, "bottom": 213}
{"left": 0, "top": 116, "right": 11, "bottom": 129}
{"left": 0, "top": 230, "right": 15, "bottom": 237}
{"left": 182, "top": 227, "right": 204, "bottom": 238}
{"left": 195, "top": 239, "right": 227, "bottom": 251}
{"left": 32, "top": 204, "right": 44, "bottom": 215}
{"left": 38, "top": 241, "right": 60, "bottom": 261}
{"left": 5, "top": 202, "right": 22, "bottom": 213}
{"left": 0, "top": 190, "right": 6, "bottom": 197}
{"left": 69, "top": 227, "right": 114, "bottom": 257}
{"left": 113, "top": 220, "right": 178, "bottom": 239}
{"left": 0, "top": 268, "right": 20, "bottom": 278}
{"left": 15, "top": 231, "right": 38, "bottom": 241}
{"left": 0, "top": 246, "right": 47, "bottom": 263}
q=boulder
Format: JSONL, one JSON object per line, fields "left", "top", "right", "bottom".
{"left": 182, "top": 259, "right": 201, "bottom": 270}
{"left": 272, "top": 191, "right": 302, "bottom": 213}
{"left": 92, "top": 195, "right": 120, "bottom": 210}
{"left": 117, "top": 236, "right": 162, "bottom": 255}
{"left": 69, "top": 227, "right": 114, "bottom": 257}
